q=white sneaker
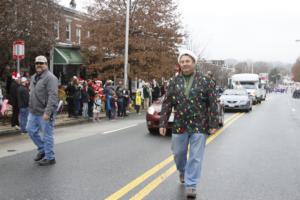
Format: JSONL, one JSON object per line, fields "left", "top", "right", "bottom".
{"left": 14, "top": 125, "right": 20, "bottom": 130}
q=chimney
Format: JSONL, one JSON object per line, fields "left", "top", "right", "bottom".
{"left": 70, "top": 0, "right": 76, "bottom": 9}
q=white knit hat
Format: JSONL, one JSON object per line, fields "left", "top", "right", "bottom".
{"left": 35, "top": 55, "right": 47, "bottom": 63}
{"left": 178, "top": 49, "right": 197, "bottom": 64}
{"left": 21, "top": 77, "right": 27, "bottom": 82}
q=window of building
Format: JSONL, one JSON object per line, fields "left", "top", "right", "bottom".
{"left": 76, "top": 27, "right": 81, "bottom": 44}
{"left": 54, "top": 21, "right": 59, "bottom": 39}
{"left": 66, "top": 22, "right": 71, "bottom": 41}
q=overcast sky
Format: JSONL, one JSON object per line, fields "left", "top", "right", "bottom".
{"left": 59, "top": 0, "right": 300, "bottom": 64}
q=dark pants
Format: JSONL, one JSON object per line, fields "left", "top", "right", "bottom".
{"left": 67, "top": 97, "right": 74, "bottom": 117}
{"left": 136, "top": 105, "right": 140, "bottom": 114}
{"left": 73, "top": 98, "right": 81, "bottom": 116}
{"left": 88, "top": 101, "right": 94, "bottom": 118}
{"left": 117, "top": 100, "right": 124, "bottom": 116}
{"left": 107, "top": 109, "right": 112, "bottom": 119}
{"left": 123, "top": 99, "right": 128, "bottom": 116}
{"left": 11, "top": 105, "right": 19, "bottom": 127}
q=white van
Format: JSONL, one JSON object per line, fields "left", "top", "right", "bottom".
{"left": 229, "top": 73, "right": 263, "bottom": 104}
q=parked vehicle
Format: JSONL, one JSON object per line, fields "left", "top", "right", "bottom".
{"left": 146, "top": 95, "right": 224, "bottom": 134}
{"left": 229, "top": 73, "right": 264, "bottom": 104}
{"left": 220, "top": 89, "right": 252, "bottom": 112}
{"left": 259, "top": 73, "right": 268, "bottom": 100}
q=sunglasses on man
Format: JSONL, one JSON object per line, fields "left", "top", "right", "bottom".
{"left": 35, "top": 62, "right": 45, "bottom": 65}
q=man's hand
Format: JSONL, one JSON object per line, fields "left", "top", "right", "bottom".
{"left": 43, "top": 113, "right": 50, "bottom": 121}
{"left": 159, "top": 128, "right": 167, "bottom": 136}
{"left": 209, "top": 128, "right": 217, "bottom": 135}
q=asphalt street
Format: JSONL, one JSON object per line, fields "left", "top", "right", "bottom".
{"left": 0, "top": 93, "right": 300, "bottom": 200}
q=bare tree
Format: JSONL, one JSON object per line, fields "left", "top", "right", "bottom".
{"left": 82, "top": 0, "right": 183, "bottom": 81}
{"left": 0, "top": 0, "right": 61, "bottom": 73}
{"left": 292, "top": 58, "right": 300, "bottom": 82}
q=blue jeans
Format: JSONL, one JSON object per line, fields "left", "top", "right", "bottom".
{"left": 19, "top": 107, "right": 29, "bottom": 133}
{"left": 26, "top": 112, "right": 55, "bottom": 160}
{"left": 82, "top": 102, "right": 88, "bottom": 118}
{"left": 171, "top": 132, "right": 207, "bottom": 188}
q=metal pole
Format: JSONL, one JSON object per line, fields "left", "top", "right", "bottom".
{"left": 251, "top": 62, "right": 254, "bottom": 73}
{"left": 17, "top": 58, "right": 20, "bottom": 76}
{"left": 124, "top": 0, "right": 130, "bottom": 89}
{"left": 50, "top": 47, "right": 54, "bottom": 73}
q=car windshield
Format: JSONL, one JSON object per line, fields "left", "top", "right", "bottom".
{"left": 240, "top": 83, "right": 256, "bottom": 89}
{"left": 223, "top": 90, "right": 247, "bottom": 96}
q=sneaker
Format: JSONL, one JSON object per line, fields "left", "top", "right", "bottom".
{"left": 14, "top": 125, "right": 20, "bottom": 130}
{"left": 38, "top": 158, "right": 56, "bottom": 166}
{"left": 185, "top": 188, "right": 197, "bottom": 199}
{"left": 34, "top": 153, "right": 45, "bottom": 162}
{"left": 179, "top": 173, "right": 185, "bottom": 184}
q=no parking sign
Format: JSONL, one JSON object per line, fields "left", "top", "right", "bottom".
{"left": 13, "top": 40, "right": 25, "bottom": 60}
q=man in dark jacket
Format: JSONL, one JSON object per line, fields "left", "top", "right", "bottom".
{"left": 17, "top": 77, "right": 29, "bottom": 134}
{"left": 65, "top": 80, "right": 76, "bottom": 117}
{"left": 159, "top": 50, "right": 218, "bottom": 199}
{"left": 116, "top": 81, "right": 124, "bottom": 117}
{"left": 152, "top": 80, "right": 160, "bottom": 102}
{"left": 143, "top": 83, "right": 150, "bottom": 109}
{"left": 9, "top": 74, "right": 20, "bottom": 129}
{"left": 87, "top": 80, "right": 95, "bottom": 118}
{"left": 27, "top": 55, "right": 58, "bottom": 166}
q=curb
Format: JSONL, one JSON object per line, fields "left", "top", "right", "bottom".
{"left": 0, "top": 111, "right": 145, "bottom": 137}
{"left": 0, "top": 115, "right": 103, "bottom": 137}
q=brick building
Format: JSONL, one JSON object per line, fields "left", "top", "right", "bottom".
{"left": 51, "top": 1, "right": 90, "bottom": 84}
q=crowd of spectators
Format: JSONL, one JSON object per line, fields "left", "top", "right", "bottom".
{"left": 0, "top": 66, "right": 167, "bottom": 132}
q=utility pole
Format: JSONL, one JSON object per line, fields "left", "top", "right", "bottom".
{"left": 124, "top": 0, "right": 130, "bottom": 89}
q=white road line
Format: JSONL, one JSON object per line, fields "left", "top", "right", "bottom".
{"left": 103, "top": 124, "right": 138, "bottom": 134}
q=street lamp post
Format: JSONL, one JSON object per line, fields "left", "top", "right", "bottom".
{"left": 124, "top": 0, "right": 130, "bottom": 89}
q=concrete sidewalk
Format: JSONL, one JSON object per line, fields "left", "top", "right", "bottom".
{"left": 0, "top": 110, "right": 144, "bottom": 136}
{"left": 0, "top": 113, "right": 105, "bottom": 136}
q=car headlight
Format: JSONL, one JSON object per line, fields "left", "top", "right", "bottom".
{"left": 240, "top": 100, "right": 247, "bottom": 104}
{"left": 148, "top": 107, "right": 155, "bottom": 115}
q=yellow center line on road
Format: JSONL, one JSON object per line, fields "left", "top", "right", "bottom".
{"left": 206, "top": 113, "right": 244, "bottom": 144}
{"left": 104, "top": 113, "right": 241, "bottom": 200}
{"left": 129, "top": 113, "right": 245, "bottom": 200}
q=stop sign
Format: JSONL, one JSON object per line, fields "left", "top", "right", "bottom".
{"left": 13, "top": 40, "right": 25, "bottom": 60}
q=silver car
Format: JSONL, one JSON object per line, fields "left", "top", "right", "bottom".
{"left": 220, "top": 89, "right": 252, "bottom": 112}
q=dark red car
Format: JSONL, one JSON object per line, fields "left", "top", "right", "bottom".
{"left": 146, "top": 96, "right": 224, "bottom": 134}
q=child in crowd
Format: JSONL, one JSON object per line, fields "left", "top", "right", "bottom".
{"left": 135, "top": 91, "right": 142, "bottom": 115}
{"left": 81, "top": 82, "right": 89, "bottom": 118}
{"left": 93, "top": 93, "right": 101, "bottom": 122}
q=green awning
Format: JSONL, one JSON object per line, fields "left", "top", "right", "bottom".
{"left": 54, "top": 47, "right": 84, "bottom": 65}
